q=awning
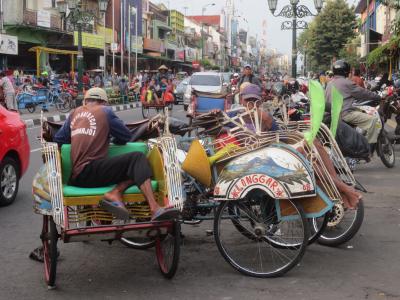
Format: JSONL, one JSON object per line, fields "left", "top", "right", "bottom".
{"left": 28, "top": 46, "right": 78, "bottom": 56}
{"left": 156, "top": 24, "right": 172, "bottom": 31}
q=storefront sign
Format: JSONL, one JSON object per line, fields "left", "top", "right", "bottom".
{"left": 175, "top": 48, "right": 185, "bottom": 61}
{"left": 96, "top": 26, "right": 116, "bottom": 44}
{"left": 37, "top": 10, "right": 51, "bottom": 28}
{"left": 130, "top": 36, "right": 143, "bottom": 54}
{"left": 185, "top": 47, "right": 197, "bottom": 62}
{"left": 0, "top": 34, "right": 18, "bottom": 55}
{"left": 143, "top": 38, "right": 165, "bottom": 53}
{"left": 111, "top": 43, "right": 118, "bottom": 52}
{"left": 74, "top": 32, "right": 105, "bottom": 49}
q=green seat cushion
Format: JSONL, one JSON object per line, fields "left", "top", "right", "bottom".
{"left": 61, "top": 142, "right": 148, "bottom": 184}
{"left": 63, "top": 180, "right": 158, "bottom": 197}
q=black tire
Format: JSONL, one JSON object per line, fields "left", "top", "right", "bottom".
{"left": 26, "top": 104, "right": 36, "bottom": 113}
{"left": 142, "top": 105, "right": 149, "bottom": 119}
{"left": 42, "top": 216, "right": 59, "bottom": 289}
{"left": 183, "top": 104, "right": 188, "bottom": 111}
{"left": 307, "top": 213, "right": 329, "bottom": 245}
{"left": 56, "top": 93, "right": 72, "bottom": 113}
{"left": 316, "top": 199, "right": 364, "bottom": 247}
{"left": 214, "top": 197, "right": 309, "bottom": 278}
{"left": 120, "top": 237, "right": 156, "bottom": 250}
{"left": 155, "top": 221, "right": 181, "bottom": 279}
{"left": 228, "top": 193, "right": 325, "bottom": 248}
{"left": 0, "top": 157, "right": 20, "bottom": 206}
{"left": 377, "top": 133, "right": 395, "bottom": 168}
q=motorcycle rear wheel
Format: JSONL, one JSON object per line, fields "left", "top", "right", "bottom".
{"left": 377, "top": 133, "right": 395, "bottom": 168}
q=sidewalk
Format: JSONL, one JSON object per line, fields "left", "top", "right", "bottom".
{"left": 21, "top": 102, "right": 141, "bottom": 128}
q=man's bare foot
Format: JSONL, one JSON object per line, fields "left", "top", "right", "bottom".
{"left": 341, "top": 191, "right": 361, "bottom": 210}
{"left": 104, "top": 190, "right": 123, "bottom": 202}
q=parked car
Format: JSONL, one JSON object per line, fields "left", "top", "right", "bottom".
{"left": 175, "top": 76, "right": 190, "bottom": 104}
{"left": 183, "top": 72, "right": 228, "bottom": 111}
{"left": 0, "top": 106, "right": 30, "bottom": 206}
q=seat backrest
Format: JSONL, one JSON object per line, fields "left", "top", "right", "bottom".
{"left": 61, "top": 142, "right": 148, "bottom": 183}
{"left": 196, "top": 97, "right": 225, "bottom": 113}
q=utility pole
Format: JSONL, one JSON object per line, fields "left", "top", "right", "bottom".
{"left": 112, "top": 0, "right": 115, "bottom": 76}
{"left": 366, "top": 0, "right": 370, "bottom": 79}
{"left": 120, "top": 0, "right": 124, "bottom": 77}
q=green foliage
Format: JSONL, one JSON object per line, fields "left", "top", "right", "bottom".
{"left": 366, "top": 36, "right": 400, "bottom": 66}
{"left": 297, "top": 0, "right": 357, "bottom": 72}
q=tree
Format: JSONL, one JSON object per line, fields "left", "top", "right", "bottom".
{"left": 297, "top": 0, "right": 357, "bottom": 72}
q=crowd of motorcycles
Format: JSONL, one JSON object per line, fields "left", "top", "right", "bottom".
{"left": 255, "top": 77, "right": 399, "bottom": 171}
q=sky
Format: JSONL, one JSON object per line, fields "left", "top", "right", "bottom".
{"left": 154, "top": 0, "right": 359, "bottom": 56}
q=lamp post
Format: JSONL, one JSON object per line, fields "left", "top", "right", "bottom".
{"left": 99, "top": 0, "right": 108, "bottom": 79}
{"left": 267, "top": 0, "right": 323, "bottom": 78}
{"left": 201, "top": 3, "right": 215, "bottom": 61}
{"left": 58, "top": 0, "right": 104, "bottom": 105}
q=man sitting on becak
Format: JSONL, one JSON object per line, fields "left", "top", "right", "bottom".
{"left": 54, "top": 87, "right": 178, "bottom": 221}
{"left": 216, "top": 84, "right": 361, "bottom": 209}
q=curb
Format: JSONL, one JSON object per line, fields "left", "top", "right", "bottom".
{"left": 23, "top": 103, "right": 141, "bottom": 128}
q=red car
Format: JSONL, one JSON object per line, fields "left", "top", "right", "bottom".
{"left": 0, "top": 106, "right": 30, "bottom": 206}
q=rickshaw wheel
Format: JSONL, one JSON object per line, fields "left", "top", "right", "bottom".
{"left": 41, "top": 215, "right": 59, "bottom": 289}
{"left": 214, "top": 196, "right": 309, "bottom": 278}
{"left": 120, "top": 237, "right": 156, "bottom": 250}
{"left": 155, "top": 221, "right": 181, "bottom": 279}
{"left": 142, "top": 105, "right": 149, "bottom": 119}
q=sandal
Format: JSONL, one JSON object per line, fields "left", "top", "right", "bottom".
{"left": 99, "top": 198, "right": 130, "bottom": 220}
{"left": 151, "top": 207, "right": 180, "bottom": 222}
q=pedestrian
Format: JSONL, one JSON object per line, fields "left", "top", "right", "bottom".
{"left": 351, "top": 69, "right": 365, "bottom": 88}
{"left": 238, "top": 64, "right": 262, "bottom": 88}
{"left": 82, "top": 72, "right": 91, "bottom": 90}
{"left": 0, "top": 71, "right": 17, "bottom": 111}
{"left": 119, "top": 78, "right": 129, "bottom": 103}
{"left": 94, "top": 72, "right": 103, "bottom": 87}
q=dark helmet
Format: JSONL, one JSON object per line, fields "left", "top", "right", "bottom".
{"left": 332, "top": 60, "right": 351, "bottom": 77}
{"left": 394, "top": 79, "right": 400, "bottom": 89}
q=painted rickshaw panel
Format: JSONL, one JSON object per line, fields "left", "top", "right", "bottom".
{"left": 213, "top": 144, "right": 316, "bottom": 201}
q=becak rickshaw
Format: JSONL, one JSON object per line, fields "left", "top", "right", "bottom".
{"left": 32, "top": 110, "right": 185, "bottom": 289}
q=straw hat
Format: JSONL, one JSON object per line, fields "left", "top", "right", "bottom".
{"left": 158, "top": 65, "right": 168, "bottom": 71}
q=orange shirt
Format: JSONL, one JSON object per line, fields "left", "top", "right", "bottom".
{"left": 352, "top": 76, "right": 365, "bottom": 88}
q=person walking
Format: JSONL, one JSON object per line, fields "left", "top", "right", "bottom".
{"left": 0, "top": 71, "right": 17, "bottom": 111}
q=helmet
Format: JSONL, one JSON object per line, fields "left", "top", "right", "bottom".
{"left": 394, "top": 79, "right": 400, "bottom": 89}
{"left": 84, "top": 87, "right": 108, "bottom": 102}
{"left": 233, "top": 73, "right": 239, "bottom": 78}
{"left": 332, "top": 60, "right": 350, "bottom": 77}
{"left": 325, "top": 70, "right": 334, "bottom": 77}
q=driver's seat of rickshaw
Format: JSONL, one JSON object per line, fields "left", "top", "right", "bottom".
{"left": 60, "top": 142, "right": 160, "bottom": 206}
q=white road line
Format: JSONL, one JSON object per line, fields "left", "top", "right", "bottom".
{"left": 30, "top": 148, "right": 42, "bottom": 153}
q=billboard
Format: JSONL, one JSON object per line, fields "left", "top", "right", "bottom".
{"left": 0, "top": 34, "right": 18, "bottom": 55}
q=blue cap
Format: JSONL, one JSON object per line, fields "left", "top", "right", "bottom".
{"left": 241, "top": 84, "right": 262, "bottom": 101}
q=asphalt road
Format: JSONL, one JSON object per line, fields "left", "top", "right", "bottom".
{"left": 1, "top": 106, "right": 400, "bottom": 300}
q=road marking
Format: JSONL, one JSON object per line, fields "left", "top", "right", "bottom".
{"left": 30, "top": 148, "right": 42, "bottom": 153}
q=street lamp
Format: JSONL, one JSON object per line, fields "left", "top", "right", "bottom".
{"left": 99, "top": 0, "right": 108, "bottom": 79}
{"left": 267, "top": 0, "right": 323, "bottom": 78}
{"left": 201, "top": 3, "right": 215, "bottom": 60}
{"left": 57, "top": 0, "right": 104, "bottom": 105}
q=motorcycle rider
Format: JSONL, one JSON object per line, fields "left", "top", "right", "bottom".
{"left": 238, "top": 64, "right": 262, "bottom": 89}
{"left": 325, "top": 60, "right": 381, "bottom": 147}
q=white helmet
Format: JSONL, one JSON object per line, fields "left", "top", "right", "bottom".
{"left": 233, "top": 73, "right": 239, "bottom": 78}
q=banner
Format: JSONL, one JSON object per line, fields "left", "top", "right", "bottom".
{"left": 74, "top": 32, "right": 105, "bottom": 49}
{"left": 0, "top": 34, "right": 18, "bottom": 55}
{"left": 37, "top": 11, "right": 51, "bottom": 28}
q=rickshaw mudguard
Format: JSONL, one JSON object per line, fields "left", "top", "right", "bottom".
{"left": 213, "top": 143, "right": 317, "bottom": 201}
{"left": 274, "top": 187, "right": 334, "bottom": 221}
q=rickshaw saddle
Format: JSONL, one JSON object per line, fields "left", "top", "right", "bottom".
{"left": 60, "top": 142, "right": 159, "bottom": 205}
